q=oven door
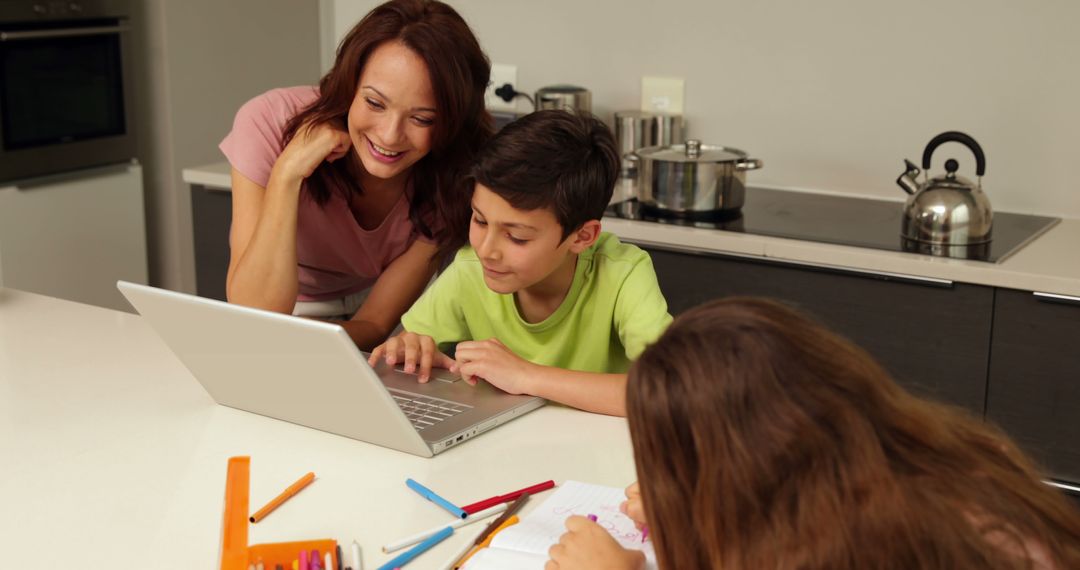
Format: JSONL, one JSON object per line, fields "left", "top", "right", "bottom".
{"left": 0, "top": 18, "right": 136, "bottom": 183}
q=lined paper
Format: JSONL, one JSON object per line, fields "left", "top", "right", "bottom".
{"left": 463, "top": 481, "right": 657, "bottom": 570}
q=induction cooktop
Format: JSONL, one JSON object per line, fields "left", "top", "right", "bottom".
{"left": 606, "top": 187, "right": 1060, "bottom": 264}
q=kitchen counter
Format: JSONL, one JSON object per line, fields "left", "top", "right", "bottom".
{"left": 183, "top": 161, "right": 1080, "bottom": 297}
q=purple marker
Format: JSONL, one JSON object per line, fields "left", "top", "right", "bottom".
{"left": 586, "top": 513, "right": 598, "bottom": 522}
{"left": 641, "top": 525, "right": 649, "bottom": 543}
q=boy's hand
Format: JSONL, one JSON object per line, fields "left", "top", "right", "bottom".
{"left": 619, "top": 482, "right": 647, "bottom": 530}
{"left": 454, "top": 338, "right": 536, "bottom": 394}
{"left": 546, "top": 516, "right": 645, "bottom": 570}
{"left": 368, "top": 331, "right": 456, "bottom": 383}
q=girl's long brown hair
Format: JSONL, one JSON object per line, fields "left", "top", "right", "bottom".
{"left": 283, "top": 0, "right": 492, "bottom": 258}
{"left": 627, "top": 297, "right": 1080, "bottom": 569}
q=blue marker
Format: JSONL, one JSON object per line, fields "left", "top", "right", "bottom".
{"left": 376, "top": 525, "right": 453, "bottom": 570}
{"left": 406, "top": 478, "right": 468, "bottom": 519}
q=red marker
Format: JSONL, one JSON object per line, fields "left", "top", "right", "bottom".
{"left": 461, "top": 480, "right": 556, "bottom": 514}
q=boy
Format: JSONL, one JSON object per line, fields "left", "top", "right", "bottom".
{"left": 368, "top": 110, "right": 672, "bottom": 416}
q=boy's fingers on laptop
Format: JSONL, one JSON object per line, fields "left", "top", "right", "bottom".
{"left": 381, "top": 334, "right": 402, "bottom": 365}
{"left": 368, "top": 343, "right": 386, "bottom": 365}
{"left": 401, "top": 333, "right": 428, "bottom": 375}
{"left": 417, "top": 335, "right": 436, "bottom": 381}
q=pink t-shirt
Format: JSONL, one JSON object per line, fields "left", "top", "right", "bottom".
{"left": 220, "top": 86, "right": 423, "bottom": 301}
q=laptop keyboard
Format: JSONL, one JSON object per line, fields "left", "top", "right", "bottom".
{"left": 389, "top": 391, "right": 472, "bottom": 431}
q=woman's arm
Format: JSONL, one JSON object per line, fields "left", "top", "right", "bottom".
{"left": 226, "top": 123, "right": 351, "bottom": 312}
{"left": 336, "top": 238, "right": 441, "bottom": 350}
{"left": 225, "top": 168, "right": 301, "bottom": 312}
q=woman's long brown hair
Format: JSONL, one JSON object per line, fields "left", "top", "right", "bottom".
{"left": 283, "top": 0, "right": 492, "bottom": 258}
{"left": 627, "top": 297, "right": 1080, "bottom": 569}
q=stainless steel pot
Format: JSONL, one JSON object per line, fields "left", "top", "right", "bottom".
{"left": 612, "top": 110, "right": 684, "bottom": 203}
{"left": 534, "top": 85, "right": 591, "bottom": 113}
{"left": 633, "top": 140, "right": 763, "bottom": 213}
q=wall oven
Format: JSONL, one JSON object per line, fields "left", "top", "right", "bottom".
{"left": 0, "top": 0, "right": 135, "bottom": 184}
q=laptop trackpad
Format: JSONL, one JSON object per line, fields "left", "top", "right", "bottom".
{"left": 394, "top": 365, "right": 460, "bottom": 383}
{"left": 361, "top": 351, "right": 460, "bottom": 383}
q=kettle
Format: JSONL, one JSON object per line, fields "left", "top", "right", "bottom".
{"left": 896, "top": 131, "right": 992, "bottom": 246}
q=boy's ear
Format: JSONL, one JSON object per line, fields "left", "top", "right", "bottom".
{"left": 567, "top": 220, "right": 602, "bottom": 253}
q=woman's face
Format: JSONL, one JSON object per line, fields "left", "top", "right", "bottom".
{"left": 348, "top": 40, "right": 437, "bottom": 185}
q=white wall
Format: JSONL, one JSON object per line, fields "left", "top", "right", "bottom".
{"left": 331, "top": 0, "right": 1080, "bottom": 218}
{"left": 134, "top": 0, "right": 321, "bottom": 293}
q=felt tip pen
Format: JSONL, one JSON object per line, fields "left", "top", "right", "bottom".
{"left": 352, "top": 540, "right": 363, "bottom": 570}
{"left": 461, "top": 480, "right": 555, "bottom": 514}
{"left": 249, "top": 472, "right": 316, "bottom": 523}
{"left": 376, "top": 525, "right": 453, "bottom": 570}
{"left": 641, "top": 525, "right": 649, "bottom": 543}
{"left": 383, "top": 503, "right": 509, "bottom": 553}
{"left": 587, "top": 514, "right": 598, "bottom": 522}
{"left": 406, "top": 478, "right": 467, "bottom": 519}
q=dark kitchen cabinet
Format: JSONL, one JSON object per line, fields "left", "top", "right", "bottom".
{"left": 639, "top": 244, "right": 995, "bottom": 415}
{"left": 986, "top": 289, "right": 1080, "bottom": 484}
{"left": 190, "top": 184, "right": 232, "bottom": 302}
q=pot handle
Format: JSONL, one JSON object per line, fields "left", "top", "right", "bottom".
{"left": 736, "top": 158, "right": 764, "bottom": 171}
{"left": 921, "top": 131, "right": 986, "bottom": 176}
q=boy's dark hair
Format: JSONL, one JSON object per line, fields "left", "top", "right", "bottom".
{"left": 470, "top": 110, "right": 619, "bottom": 240}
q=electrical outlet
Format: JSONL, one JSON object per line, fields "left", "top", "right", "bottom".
{"left": 486, "top": 63, "right": 518, "bottom": 113}
{"left": 641, "top": 76, "right": 685, "bottom": 114}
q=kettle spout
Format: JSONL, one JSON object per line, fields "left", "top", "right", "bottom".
{"left": 896, "top": 159, "right": 921, "bottom": 195}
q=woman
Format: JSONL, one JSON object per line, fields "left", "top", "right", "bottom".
{"left": 547, "top": 298, "right": 1080, "bottom": 569}
{"left": 220, "top": 0, "right": 491, "bottom": 349}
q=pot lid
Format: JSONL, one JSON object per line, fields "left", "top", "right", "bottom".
{"left": 635, "top": 139, "right": 748, "bottom": 163}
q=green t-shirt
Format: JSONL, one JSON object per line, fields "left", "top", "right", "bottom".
{"left": 401, "top": 232, "right": 672, "bottom": 374}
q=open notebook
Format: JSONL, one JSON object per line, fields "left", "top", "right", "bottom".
{"left": 463, "top": 481, "right": 658, "bottom": 570}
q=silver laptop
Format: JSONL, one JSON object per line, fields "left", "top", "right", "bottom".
{"left": 117, "top": 281, "right": 544, "bottom": 457}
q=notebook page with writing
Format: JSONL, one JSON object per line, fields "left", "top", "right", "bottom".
{"left": 463, "top": 481, "right": 657, "bottom": 570}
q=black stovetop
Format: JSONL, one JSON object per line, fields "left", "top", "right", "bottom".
{"left": 607, "top": 187, "right": 1060, "bottom": 264}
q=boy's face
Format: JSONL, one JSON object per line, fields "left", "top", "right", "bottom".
{"left": 469, "top": 184, "right": 591, "bottom": 295}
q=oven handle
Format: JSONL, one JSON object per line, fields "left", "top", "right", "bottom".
{"left": 0, "top": 25, "right": 129, "bottom": 41}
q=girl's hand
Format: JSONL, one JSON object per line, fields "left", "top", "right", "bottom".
{"left": 545, "top": 516, "right": 645, "bottom": 570}
{"left": 620, "top": 482, "right": 647, "bottom": 530}
{"left": 275, "top": 121, "right": 352, "bottom": 181}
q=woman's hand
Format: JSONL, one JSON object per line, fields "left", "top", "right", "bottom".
{"left": 620, "top": 482, "right": 647, "bottom": 530}
{"left": 545, "top": 515, "right": 645, "bottom": 570}
{"left": 274, "top": 121, "right": 352, "bottom": 181}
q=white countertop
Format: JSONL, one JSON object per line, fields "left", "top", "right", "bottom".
{"left": 0, "top": 288, "right": 636, "bottom": 569}
{"left": 183, "top": 160, "right": 232, "bottom": 188}
{"left": 183, "top": 161, "right": 1080, "bottom": 297}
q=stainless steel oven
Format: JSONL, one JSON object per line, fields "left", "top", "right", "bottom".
{"left": 0, "top": 0, "right": 135, "bottom": 183}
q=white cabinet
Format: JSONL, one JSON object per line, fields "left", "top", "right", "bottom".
{"left": 0, "top": 163, "right": 148, "bottom": 311}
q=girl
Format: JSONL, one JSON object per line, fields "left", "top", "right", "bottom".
{"left": 548, "top": 298, "right": 1080, "bottom": 569}
{"left": 220, "top": 0, "right": 491, "bottom": 349}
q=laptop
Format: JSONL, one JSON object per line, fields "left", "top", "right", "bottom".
{"left": 117, "top": 281, "right": 545, "bottom": 457}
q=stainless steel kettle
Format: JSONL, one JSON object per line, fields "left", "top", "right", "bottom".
{"left": 896, "top": 131, "right": 992, "bottom": 246}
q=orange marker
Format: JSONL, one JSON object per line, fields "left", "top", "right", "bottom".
{"left": 249, "top": 472, "right": 316, "bottom": 523}
{"left": 453, "top": 515, "right": 519, "bottom": 569}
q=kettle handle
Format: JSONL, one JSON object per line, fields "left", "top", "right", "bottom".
{"left": 921, "top": 131, "right": 986, "bottom": 176}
